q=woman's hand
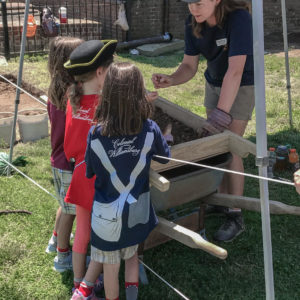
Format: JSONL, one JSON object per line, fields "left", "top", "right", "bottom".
{"left": 146, "top": 91, "right": 159, "bottom": 103}
{"left": 201, "top": 108, "right": 232, "bottom": 137}
{"left": 294, "top": 170, "right": 300, "bottom": 195}
{"left": 152, "top": 74, "right": 173, "bottom": 89}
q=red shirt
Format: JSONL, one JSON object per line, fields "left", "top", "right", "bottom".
{"left": 64, "top": 94, "right": 99, "bottom": 211}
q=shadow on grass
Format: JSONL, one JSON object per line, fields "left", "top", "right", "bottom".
{"left": 117, "top": 51, "right": 206, "bottom": 68}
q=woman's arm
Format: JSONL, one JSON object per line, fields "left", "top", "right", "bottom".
{"left": 217, "top": 55, "right": 247, "bottom": 113}
{"left": 152, "top": 54, "right": 199, "bottom": 89}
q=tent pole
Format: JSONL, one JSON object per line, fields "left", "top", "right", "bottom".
{"left": 8, "top": 0, "right": 31, "bottom": 175}
{"left": 252, "top": 1, "right": 275, "bottom": 299}
{"left": 280, "top": 0, "right": 292, "bottom": 127}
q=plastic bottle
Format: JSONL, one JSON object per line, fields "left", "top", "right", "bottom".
{"left": 267, "top": 147, "right": 276, "bottom": 178}
{"left": 275, "top": 145, "right": 289, "bottom": 171}
{"left": 59, "top": 7, "right": 67, "bottom": 24}
{"left": 289, "top": 148, "right": 299, "bottom": 172}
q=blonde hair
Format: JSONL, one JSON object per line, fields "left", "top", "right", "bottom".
{"left": 191, "top": 0, "right": 250, "bottom": 38}
{"left": 94, "top": 62, "right": 153, "bottom": 136}
{"left": 47, "top": 36, "right": 83, "bottom": 111}
{"left": 67, "top": 56, "right": 113, "bottom": 114}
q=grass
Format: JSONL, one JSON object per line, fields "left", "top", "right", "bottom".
{"left": 1, "top": 51, "right": 300, "bottom": 299}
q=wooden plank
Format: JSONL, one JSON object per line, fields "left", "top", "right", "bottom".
{"left": 144, "top": 211, "right": 199, "bottom": 250}
{"left": 203, "top": 193, "right": 300, "bottom": 216}
{"left": 149, "top": 169, "right": 170, "bottom": 192}
{"left": 155, "top": 96, "right": 206, "bottom": 132}
{"left": 228, "top": 131, "right": 256, "bottom": 157}
{"left": 156, "top": 216, "right": 227, "bottom": 259}
{"left": 151, "top": 132, "right": 230, "bottom": 172}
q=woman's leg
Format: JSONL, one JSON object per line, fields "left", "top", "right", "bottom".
{"left": 214, "top": 119, "right": 249, "bottom": 242}
{"left": 220, "top": 119, "right": 248, "bottom": 196}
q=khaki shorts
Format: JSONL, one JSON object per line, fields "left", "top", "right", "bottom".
{"left": 204, "top": 81, "right": 255, "bottom": 120}
{"left": 52, "top": 167, "right": 76, "bottom": 215}
{"left": 91, "top": 244, "right": 138, "bottom": 264}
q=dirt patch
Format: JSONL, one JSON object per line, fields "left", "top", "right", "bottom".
{"left": 152, "top": 107, "right": 200, "bottom": 145}
{"left": 273, "top": 49, "right": 300, "bottom": 58}
{"left": 0, "top": 75, "right": 46, "bottom": 114}
{"left": 0, "top": 76, "right": 200, "bottom": 145}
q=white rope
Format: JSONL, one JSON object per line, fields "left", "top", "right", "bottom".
{"left": 0, "top": 155, "right": 191, "bottom": 299}
{"left": 0, "top": 156, "right": 57, "bottom": 200}
{"left": 154, "top": 155, "right": 295, "bottom": 187}
{"left": 0, "top": 73, "right": 295, "bottom": 188}
{"left": 139, "top": 259, "right": 191, "bottom": 300}
{"left": 0, "top": 74, "right": 47, "bottom": 107}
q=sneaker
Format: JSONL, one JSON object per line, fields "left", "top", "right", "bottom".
{"left": 45, "top": 235, "right": 57, "bottom": 253}
{"left": 213, "top": 213, "right": 245, "bottom": 242}
{"left": 53, "top": 252, "right": 73, "bottom": 272}
{"left": 71, "top": 289, "right": 91, "bottom": 300}
{"left": 71, "top": 289, "right": 103, "bottom": 300}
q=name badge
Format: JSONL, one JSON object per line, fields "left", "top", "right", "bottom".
{"left": 216, "top": 38, "right": 227, "bottom": 47}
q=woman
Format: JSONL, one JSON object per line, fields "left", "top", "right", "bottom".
{"left": 152, "top": 0, "right": 254, "bottom": 242}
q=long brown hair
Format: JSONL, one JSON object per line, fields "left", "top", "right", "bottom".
{"left": 94, "top": 62, "right": 153, "bottom": 137}
{"left": 68, "top": 56, "right": 113, "bottom": 114}
{"left": 47, "top": 36, "right": 83, "bottom": 111}
{"left": 191, "top": 0, "right": 250, "bottom": 38}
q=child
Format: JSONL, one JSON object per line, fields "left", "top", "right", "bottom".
{"left": 72, "top": 62, "right": 171, "bottom": 300}
{"left": 46, "top": 36, "right": 83, "bottom": 273}
{"left": 63, "top": 39, "right": 118, "bottom": 293}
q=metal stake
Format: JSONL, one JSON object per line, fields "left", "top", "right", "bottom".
{"left": 8, "top": 0, "right": 31, "bottom": 175}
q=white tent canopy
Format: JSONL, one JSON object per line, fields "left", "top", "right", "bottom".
{"left": 9, "top": 0, "right": 295, "bottom": 299}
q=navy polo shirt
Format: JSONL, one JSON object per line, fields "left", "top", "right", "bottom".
{"left": 184, "top": 9, "right": 254, "bottom": 87}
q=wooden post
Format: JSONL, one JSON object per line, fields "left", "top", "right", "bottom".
{"left": 203, "top": 193, "right": 300, "bottom": 216}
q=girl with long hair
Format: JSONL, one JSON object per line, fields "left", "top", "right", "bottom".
{"left": 46, "top": 36, "right": 83, "bottom": 274}
{"left": 72, "top": 62, "right": 170, "bottom": 300}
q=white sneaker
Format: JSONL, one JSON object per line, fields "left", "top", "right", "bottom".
{"left": 45, "top": 235, "right": 57, "bottom": 253}
{"left": 53, "top": 252, "right": 73, "bottom": 272}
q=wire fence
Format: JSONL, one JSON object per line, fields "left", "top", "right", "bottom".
{"left": 0, "top": 0, "right": 125, "bottom": 59}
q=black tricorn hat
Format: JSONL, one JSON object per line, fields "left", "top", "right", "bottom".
{"left": 64, "top": 39, "right": 118, "bottom": 76}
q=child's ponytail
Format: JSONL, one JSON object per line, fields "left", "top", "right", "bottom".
{"left": 68, "top": 80, "right": 84, "bottom": 114}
